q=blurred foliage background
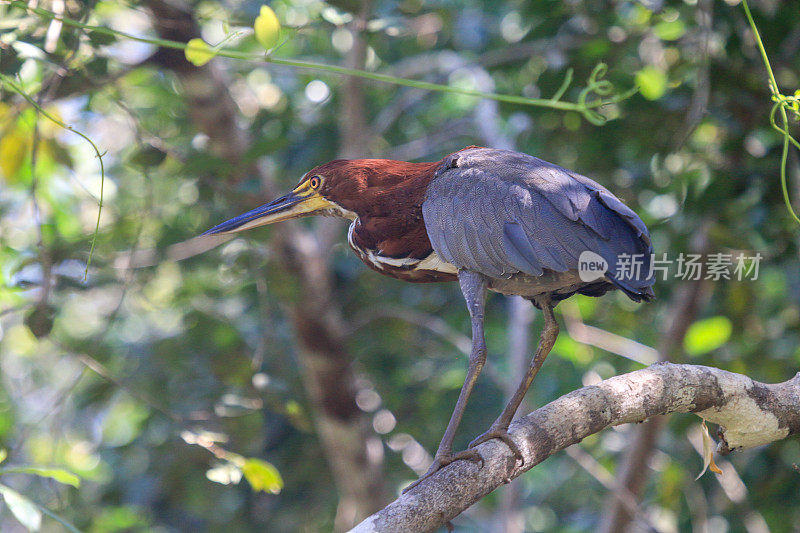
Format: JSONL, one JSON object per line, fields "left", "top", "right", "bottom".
{"left": 1, "top": 0, "right": 799, "bottom": 531}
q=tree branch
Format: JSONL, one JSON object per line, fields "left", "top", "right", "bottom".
{"left": 351, "top": 363, "right": 800, "bottom": 533}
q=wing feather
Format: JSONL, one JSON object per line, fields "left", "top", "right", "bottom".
{"left": 422, "top": 148, "right": 654, "bottom": 298}
{"left": 502, "top": 223, "right": 545, "bottom": 275}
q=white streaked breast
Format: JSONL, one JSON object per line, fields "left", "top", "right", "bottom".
{"left": 347, "top": 220, "right": 458, "bottom": 274}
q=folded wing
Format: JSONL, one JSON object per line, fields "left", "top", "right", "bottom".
{"left": 422, "top": 148, "right": 654, "bottom": 301}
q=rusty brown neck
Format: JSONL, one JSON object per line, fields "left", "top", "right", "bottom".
{"left": 310, "top": 157, "right": 456, "bottom": 282}
{"left": 337, "top": 159, "right": 440, "bottom": 259}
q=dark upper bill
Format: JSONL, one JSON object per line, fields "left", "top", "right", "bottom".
{"left": 202, "top": 180, "right": 336, "bottom": 236}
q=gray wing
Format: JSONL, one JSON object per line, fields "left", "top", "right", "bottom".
{"left": 422, "top": 148, "right": 654, "bottom": 299}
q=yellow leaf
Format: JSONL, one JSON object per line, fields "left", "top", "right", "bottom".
{"left": 242, "top": 458, "right": 283, "bottom": 494}
{"left": 696, "top": 419, "right": 723, "bottom": 479}
{"left": 0, "top": 130, "right": 30, "bottom": 181}
{"left": 708, "top": 453, "right": 722, "bottom": 474}
{"left": 185, "top": 38, "right": 215, "bottom": 66}
{"left": 254, "top": 5, "right": 281, "bottom": 51}
{"left": 8, "top": 467, "right": 81, "bottom": 488}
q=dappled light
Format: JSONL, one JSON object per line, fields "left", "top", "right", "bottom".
{"left": 1, "top": 0, "right": 799, "bottom": 531}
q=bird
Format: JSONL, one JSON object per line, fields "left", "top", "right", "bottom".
{"left": 203, "top": 146, "right": 655, "bottom": 487}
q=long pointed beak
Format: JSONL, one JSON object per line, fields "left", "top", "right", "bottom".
{"left": 202, "top": 187, "right": 335, "bottom": 236}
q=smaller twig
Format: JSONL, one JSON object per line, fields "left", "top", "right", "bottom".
{"left": 10, "top": 368, "right": 86, "bottom": 458}
{"left": 349, "top": 306, "right": 471, "bottom": 355}
{"left": 29, "top": 94, "right": 52, "bottom": 309}
{"left": 74, "top": 353, "right": 182, "bottom": 423}
{"left": 0, "top": 305, "right": 29, "bottom": 318}
{"left": 180, "top": 429, "right": 243, "bottom": 464}
{"left": 560, "top": 300, "right": 658, "bottom": 365}
{"left": 565, "top": 446, "right": 654, "bottom": 530}
{"left": 31, "top": 499, "right": 81, "bottom": 533}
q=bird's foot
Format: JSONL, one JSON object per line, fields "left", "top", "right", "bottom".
{"left": 402, "top": 449, "right": 484, "bottom": 493}
{"left": 468, "top": 426, "right": 524, "bottom": 465}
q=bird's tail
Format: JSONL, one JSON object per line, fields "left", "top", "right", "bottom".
{"left": 605, "top": 272, "right": 656, "bottom": 302}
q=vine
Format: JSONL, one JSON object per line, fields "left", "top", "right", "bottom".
{"left": 742, "top": 0, "right": 800, "bottom": 225}
{"left": 0, "top": 73, "right": 106, "bottom": 280}
{"left": 6, "top": 0, "right": 636, "bottom": 124}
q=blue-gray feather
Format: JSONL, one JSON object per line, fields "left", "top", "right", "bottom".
{"left": 422, "top": 148, "right": 655, "bottom": 301}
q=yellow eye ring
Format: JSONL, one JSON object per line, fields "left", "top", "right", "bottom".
{"left": 309, "top": 175, "right": 322, "bottom": 189}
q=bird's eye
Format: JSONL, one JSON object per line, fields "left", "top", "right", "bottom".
{"left": 309, "top": 176, "right": 322, "bottom": 189}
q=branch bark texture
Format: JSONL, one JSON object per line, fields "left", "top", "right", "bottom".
{"left": 352, "top": 363, "right": 800, "bottom": 533}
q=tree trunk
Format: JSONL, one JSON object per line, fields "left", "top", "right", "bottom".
{"left": 143, "top": 2, "right": 386, "bottom": 529}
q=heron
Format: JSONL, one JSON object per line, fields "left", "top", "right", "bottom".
{"left": 204, "top": 146, "right": 655, "bottom": 486}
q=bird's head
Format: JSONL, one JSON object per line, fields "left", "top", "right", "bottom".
{"left": 202, "top": 160, "right": 362, "bottom": 235}
{"left": 202, "top": 158, "right": 438, "bottom": 236}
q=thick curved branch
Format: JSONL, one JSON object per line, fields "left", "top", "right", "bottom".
{"left": 352, "top": 363, "right": 800, "bottom": 533}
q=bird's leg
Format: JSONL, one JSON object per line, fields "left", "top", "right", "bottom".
{"left": 468, "top": 294, "right": 559, "bottom": 462}
{"left": 403, "top": 270, "right": 488, "bottom": 492}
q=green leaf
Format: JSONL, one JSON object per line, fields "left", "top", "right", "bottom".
{"left": 635, "top": 66, "right": 667, "bottom": 100}
{"left": 254, "top": 5, "right": 281, "bottom": 51}
{"left": 91, "top": 506, "right": 148, "bottom": 532}
{"left": 130, "top": 144, "right": 167, "bottom": 168}
{"left": 0, "top": 467, "right": 80, "bottom": 488}
{"left": 684, "top": 316, "right": 733, "bottom": 356}
{"left": 435, "top": 367, "right": 466, "bottom": 390}
{"left": 654, "top": 19, "right": 685, "bottom": 41}
{"left": 241, "top": 458, "right": 283, "bottom": 494}
{"left": 0, "top": 484, "right": 42, "bottom": 531}
{"left": 0, "top": 450, "right": 6, "bottom": 464}
{"left": 87, "top": 30, "right": 116, "bottom": 46}
{"left": 185, "top": 38, "right": 215, "bottom": 66}
{"left": 101, "top": 399, "right": 149, "bottom": 447}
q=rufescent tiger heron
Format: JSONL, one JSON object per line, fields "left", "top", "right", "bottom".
{"left": 204, "top": 147, "right": 655, "bottom": 487}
